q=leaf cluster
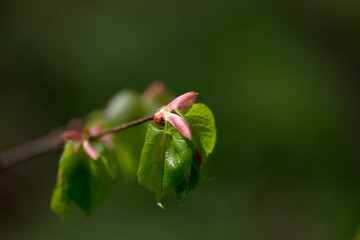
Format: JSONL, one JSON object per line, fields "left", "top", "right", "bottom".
{"left": 137, "top": 104, "right": 216, "bottom": 204}
{"left": 51, "top": 88, "right": 216, "bottom": 218}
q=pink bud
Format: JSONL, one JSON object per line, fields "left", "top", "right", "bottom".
{"left": 165, "top": 113, "right": 192, "bottom": 140}
{"left": 142, "top": 80, "right": 167, "bottom": 102}
{"left": 166, "top": 91, "right": 197, "bottom": 111}
{"left": 61, "top": 131, "right": 83, "bottom": 142}
{"left": 82, "top": 140, "right": 99, "bottom": 161}
{"left": 88, "top": 124, "right": 103, "bottom": 137}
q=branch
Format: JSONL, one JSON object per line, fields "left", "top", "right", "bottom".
{"left": 90, "top": 115, "right": 153, "bottom": 141}
{"left": 0, "top": 115, "right": 154, "bottom": 171}
{"left": 0, "top": 135, "right": 64, "bottom": 171}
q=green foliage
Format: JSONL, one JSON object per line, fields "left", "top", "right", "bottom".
{"left": 102, "top": 88, "right": 172, "bottom": 180}
{"left": 175, "top": 104, "right": 216, "bottom": 198}
{"left": 184, "top": 103, "right": 217, "bottom": 163}
{"left": 138, "top": 104, "right": 217, "bottom": 203}
{"left": 51, "top": 87, "right": 173, "bottom": 218}
{"left": 175, "top": 162, "right": 202, "bottom": 200}
{"left": 50, "top": 89, "right": 216, "bottom": 217}
{"left": 51, "top": 141, "right": 114, "bottom": 218}
{"left": 112, "top": 137, "right": 138, "bottom": 180}
{"left": 104, "top": 89, "right": 143, "bottom": 125}
{"left": 137, "top": 125, "right": 193, "bottom": 202}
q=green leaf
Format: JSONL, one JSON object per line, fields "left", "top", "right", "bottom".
{"left": 50, "top": 141, "right": 80, "bottom": 218}
{"left": 50, "top": 141, "right": 114, "bottom": 218}
{"left": 174, "top": 103, "right": 216, "bottom": 199}
{"left": 104, "top": 89, "right": 143, "bottom": 125}
{"left": 163, "top": 129, "right": 193, "bottom": 194}
{"left": 137, "top": 124, "right": 193, "bottom": 201}
{"left": 92, "top": 142, "right": 118, "bottom": 178}
{"left": 112, "top": 137, "right": 138, "bottom": 181}
{"left": 102, "top": 89, "right": 149, "bottom": 180}
{"left": 175, "top": 162, "right": 202, "bottom": 200}
{"left": 184, "top": 103, "right": 217, "bottom": 163}
{"left": 110, "top": 123, "right": 147, "bottom": 181}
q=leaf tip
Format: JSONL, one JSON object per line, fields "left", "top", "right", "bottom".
{"left": 157, "top": 202, "right": 165, "bottom": 209}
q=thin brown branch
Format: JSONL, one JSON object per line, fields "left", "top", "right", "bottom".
{"left": 90, "top": 114, "right": 153, "bottom": 140}
{"left": 0, "top": 115, "right": 154, "bottom": 171}
{"left": 0, "top": 136, "right": 64, "bottom": 171}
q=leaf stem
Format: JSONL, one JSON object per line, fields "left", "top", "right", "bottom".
{"left": 164, "top": 120, "right": 169, "bottom": 132}
{"left": 174, "top": 107, "right": 186, "bottom": 119}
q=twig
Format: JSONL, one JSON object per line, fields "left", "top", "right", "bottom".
{"left": 0, "top": 115, "right": 154, "bottom": 171}
{"left": 0, "top": 136, "right": 64, "bottom": 171}
{"left": 90, "top": 115, "right": 153, "bottom": 140}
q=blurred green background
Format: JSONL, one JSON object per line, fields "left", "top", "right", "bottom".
{"left": 1, "top": 1, "right": 360, "bottom": 239}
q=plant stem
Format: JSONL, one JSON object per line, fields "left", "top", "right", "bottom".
{"left": 174, "top": 107, "right": 186, "bottom": 119}
{"left": 90, "top": 115, "right": 153, "bottom": 140}
{"left": 0, "top": 136, "right": 63, "bottom": 171}
{"left": 164, "top": 120, "right": 169, "bottom": 132}
{"left": 0, "top": 115, "right": 154, "bottom": 171}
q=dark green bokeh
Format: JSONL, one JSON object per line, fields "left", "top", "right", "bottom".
{"left": 1, "top": 1, "right": 360, "bottom": 240}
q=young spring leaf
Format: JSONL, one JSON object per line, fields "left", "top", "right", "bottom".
{"left": 104, "top": 89, "right": 143, "bottom": 125}
{"left": 112, "top": 137, "right": 138, "bottom": 180}
{"left": 50, "top": 141, "right": 79, "bottom": 218}
{"left": 175, "top": 161, "right": 202, "bottom": 199}
{"left": 175, "top": 103, "right": 216, "bottom": 199}
{"left": 184, "top": 103, "right": 217, "bottom": 164}
{"left": 50, "top": 141, "right": 114, "bottom": 218}
{"left": 139, "top": 103, "right": 217, "bottom": 202}
{"left": 137, "top": 124, "right": 193, "bottom": 202}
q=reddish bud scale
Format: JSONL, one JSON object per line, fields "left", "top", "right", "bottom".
{"left": 153, "top": 91, "right": 197, "bottom": 140}
{"left": 195, "top": 149, "right": 202, "bottom": 167}
{"left": 153, "top": 105, "right": 166, "bottom": 126}
{"left": 61, "top": 131, "right": 83, "bottom": 142}
{"left": 88, "top": 124, "right": 103, "bottom": 137}
{"left": 60, "top": 124, "right": 114, "bottom": 162}
{"left": 83, "top": 140, "right": 98, "bottom": 161}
